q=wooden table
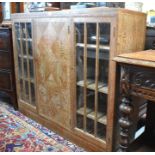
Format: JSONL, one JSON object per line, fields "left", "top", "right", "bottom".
{"left": 114, "top": 50, "right": 155, "bottom": 152}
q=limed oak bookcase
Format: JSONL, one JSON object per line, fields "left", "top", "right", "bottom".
{"left": 12, "top": 7, "right": 146, "bottom": 151}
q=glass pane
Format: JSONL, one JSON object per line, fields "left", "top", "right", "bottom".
{"left": 20, "top": 23, "right": 26, "bottom": 39}
{"left": 18, "top": 57, "right": 22, "bottom": 77}
{"left": 77, "top": 87, "right": 84, "bottom": 110}
{"left": 99, "top": 60, "right": 109, "bottom": 85}
{"left": 76, "top": 46, "right": 84, "bottom": 82}
{"left": 87, "top": 89, "right": 95, "bottom": 110}
{"left": 75, "top": 23, "right": 84, "bottom": 43}
{"left": 84, "top": 48, "right": 109, "bottom": 61}
{"left": 87, "top": 23, "right": 96, "bottom": 44}
{"left": 87, "top": 56, "right": 95, "bottom": 82}
{"left": 29, "top": 59, "right": 34, "bottom": 79}
{"left": 23, "top": 59, "right": 28, "bottom": 78}
{"left": 96, "top": 85, "right": 107, "bottom": 139}
{"left": 15, "top": 23, "right": 20, "bottom": 39}
{"left": 99, "top": 23, "right": 110, "bottom": 45}
{"left": 28, "top": 41, "right": 32, "bottom": 56}
{"left": 77, "top": 114, "right": 83, "bottom": 129}
{"left": 97, "top": 123, "right": 106, "bottom": 139}
{"left": 16, "top": 39, "right": 21, "bottom": 55}
{"left": 87, "top": 23, "right": 96, "bottom": 94}
{"left": 86, "top": 118, "right": 94, "bottom": 135}
{"left": 98, "top": 23, "right": 110, "bottom": 89}
{"left": 98, "top": 93, "right": 107, "bottom": 116}
{"left": 19, "top": 79, "right": 24, "bottom": 100}
{"left": 76, "top": 22, "right": 84, "bottom": 129}
{"left": 86, "top": 89, "right": 95, "bottom": 134}
{"left": 76, "top": 87, "right": 84, "bottom": 130}
{"left": 25, "top": 81, "right": 29, "bottom": 101}
{"left": 15, "top": 23, "right": 21, "bottom": 55}
{"left": 26, "top": 23, "right": 32, "bottom": 38}
{"left": 22, "top": 40, "right": 26, "bottom": 55}
{"left": 30, "top": 82, "right": 35, "bottom": 105}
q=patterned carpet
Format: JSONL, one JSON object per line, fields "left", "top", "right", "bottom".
{"left": 0, "top": 101, "right": 84, "bottom": 152}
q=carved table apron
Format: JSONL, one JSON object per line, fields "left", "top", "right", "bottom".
{"left": 118, "top": 63, "right": 155, "bottom": 151}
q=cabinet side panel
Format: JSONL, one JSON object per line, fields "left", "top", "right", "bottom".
{"left": 116, "top": 12, "right": 146, "bottom": 55}
{"left": 35, "top": 18, "right": 71, "bottom": 129}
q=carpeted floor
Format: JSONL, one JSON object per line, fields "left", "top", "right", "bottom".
{"left": 0, "top": 101, "right": 85, "bottom": 152}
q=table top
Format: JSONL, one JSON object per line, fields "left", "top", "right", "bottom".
{"left": 113, "top": 50, "right": 155, "bottom": 68}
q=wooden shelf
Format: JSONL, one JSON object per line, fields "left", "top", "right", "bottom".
{"left": 77, "top": 107, "right": 92, "bottom": 115}
{"left": 98, "top": 115, "right": 107, "bottom": 125}
{"left": 19, "top": 77, "right": 35, "bottom": 83}
{"left": 87, "top": 111, "right": 103, "bottom": 119}
{"left": 77, "top": 79, "right": 108, "bottom": 94}
{"left": 77, "top": 107, "right": 107, "bottom": 125}
{"left": 75, "top": 127, "right": 106, "bottom": 142}
{"left": 18, "top": 54, "right": 33, "bottom": 60}
{"left": 77, "top": 79, "right": 94, "bottom": 87}
{"left": 17, "top": 38, "right": 32, "bottom": 41}
{"left": 76, "top": 43, "right": 110, "bottom": 50}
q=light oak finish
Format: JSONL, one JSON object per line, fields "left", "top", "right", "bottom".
{"left": 76, "top": 43, "right": 110, "bottom": 50}
{"left": 77, "top": 80, "right": 108, "bottom": 94}
{"left": 116, "top": 11, "right": 146, "bottom": 56}
{"left": 12, "top": 7, "right": 146, "bottom": 151}
{"left": 34, "top": 18, "right": 72, "bottom": 129}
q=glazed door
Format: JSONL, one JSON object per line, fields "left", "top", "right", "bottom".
{"left": 34, "top": 18, "right": 72, "bottom": 129}
{"left": 74, "top": 17, "right": 116, "bottom": 150}
{"left": 13, "top": 21, "right": 36, "bottom": 108}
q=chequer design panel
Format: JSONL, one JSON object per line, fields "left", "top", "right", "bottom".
{"left": 35, "top": 20, "right": 71, "bottom": 128}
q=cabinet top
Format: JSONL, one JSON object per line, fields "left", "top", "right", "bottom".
{"left": 11, "top": 7, "right": 146, "bottom": 20}
{"left": 113, "top": 50, "right": 155, "bottom": 68}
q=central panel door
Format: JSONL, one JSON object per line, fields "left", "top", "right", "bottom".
{"left": 34, "top": 18, "right": 72, "bottom": 129}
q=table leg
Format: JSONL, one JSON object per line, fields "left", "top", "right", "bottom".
{"left": 119, "top": 96, "right": 133, "bottom": 151}
{"left": 118, "top": 66, "right": 133, "bottom": 151}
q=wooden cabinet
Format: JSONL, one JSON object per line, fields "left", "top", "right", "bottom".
{"left": 12, "top": 7, "right": 146, "bottom": 151}
{"left": 0, "top": 27, "right": 17, "bottom": 109}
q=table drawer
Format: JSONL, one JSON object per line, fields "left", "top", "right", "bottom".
{"left": 122, "top": 65, "right": 155, "bottom": 89}
{"left": 0, "top": 31, "right": 10, "bottom": 51}
{"left": 0, "top": 71, "right": 12, "bottom": 91}
{"left": 0, "top": 51, "right": 11, "bottom": 70}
